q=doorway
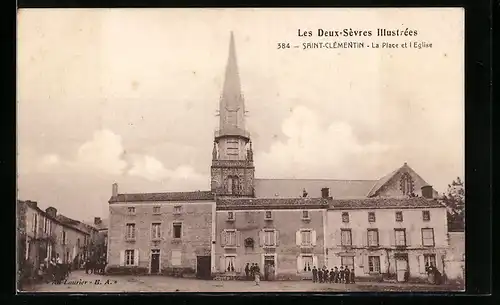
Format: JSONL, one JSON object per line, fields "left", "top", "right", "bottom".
{"left": 196, "top": 256, "right": 211, "bottom": 279}
{"left": 264, "top": 255, "right": 276, "bottom": 281}
{"left": 395, "top": 254, "right": 409, "bottom": 282}
{"left": 150, "top": 249, "right": 160, "bottom": 274}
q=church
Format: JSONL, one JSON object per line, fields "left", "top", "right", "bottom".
{"left": 107, "top": 32, "right": 448, "bottom": 283}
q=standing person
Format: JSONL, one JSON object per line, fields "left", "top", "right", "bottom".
{"left": 344, "top": 266, "right": 351, "bottom": 284}
{"left": 318, "top": 267, "right": 323, "bottom": 283}
{"left": 339, "top": 266, "right": 344, "bottom": 283}
{"left": 245, "top": 263, "right": 250, "bottom": 280}
{"left": 329, "top": 268, "right": 335, "bottom": 283}
{"left": 350, "top": 268, "right": 355, "bottom": 284}
{"left": 312, "top": 266, "right": 318, "bottom": 283}
{"left": 254, "top": 263, "right": 261, "bottom": 286}
{"left": 250, "top": 263, "right": 255, "bottom": 279}
{"left": 322, "top": 266, "right": 328, "bottom": 283}
{"left": 334, "top": 267, "right": 339, "bottom": 283}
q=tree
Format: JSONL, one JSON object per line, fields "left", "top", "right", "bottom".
{"left": 441, "top": 177, "right": 465, "bottom": 231}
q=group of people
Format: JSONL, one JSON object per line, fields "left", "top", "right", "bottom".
{"left": 312, "top": 266, "right": 355, "bottom": 284}
{"left": 84, "top": 256, "right": 107, "bottom": 275}
{"left": 244, "top": 263, "right": 262, "bottom": 285}
{"left": 37, "top": 253, "right": 70, "bottom": 283}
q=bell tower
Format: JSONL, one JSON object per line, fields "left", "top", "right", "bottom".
{"left": 211, "top": 32, "right": 255, "bottom": 197}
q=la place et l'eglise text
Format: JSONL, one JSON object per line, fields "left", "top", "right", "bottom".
{"left": 297, "top": 28, "right": 419, "bottom": 37}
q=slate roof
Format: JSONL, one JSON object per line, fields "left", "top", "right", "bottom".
{"left": 216, "top": 197, "right": 330, "bottom": 210}
{"left": 108, "top": 191, "right": 215, "bottom": 203}
{"left": 329, "top": 197, "right": 445, "bottom": 210}
{"left": 253, "top": 179, "right": 376, "bottom": 199}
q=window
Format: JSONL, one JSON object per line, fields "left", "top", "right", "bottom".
{"left": 224, "top": 256, "right": 236, "bottom": 272}
{"left": 173, "top": 206, "right": 182, "bottom": 214}
{"left": 264, "top": 230, "right": 276, "bottom": 246}
{"left": 77, "top": 238, "right": 80, "bottom": 247}
{"left": 225, "top": 230, "right": 236, "bottom": 246}
{"left": 368, "top": 256, "right": 381, "bottom": 273}
{"left": 301, "top": 230, "right": 312, "bottom": 246}
{"left": 84, "top": 235, "right": 87, "bottom": 245}
{"left": 33, "top": 213, "right": 38, "bottom": 234}
{"left": 152, "top": 223, "right": 161, "bottom": 239}
{"left": 341, "top": 256, "right": 354, "bottom": 271}
{"left": 302, "top": 255, "right": 313, "bottom": 272}
{"left": 341, "top": 229, "right": 352, "bottom": 246}
{"left": 226, "top": 176, "right": 240, "bottom": 194}
{"left": 302, "top": 210, "right": 310, "bottom": 219}
{"left": 395, "top": 211, "right": 403, "bottom": 222}
{"left": 367, "top": 229, "right": 379, "bottom": 247}
{"left": 128, "top": 207, "right": 136, "bottom": 214}
{"left": 394, "top": 229, "right": 406, "bottom": 246}
{"left": 265, "top": 211, "right": 272, "bottom": 219}
{"left": 173, "top": 222, "right": 182, "bottom": 239}
{"left": 422, "top": 210, "right": 431, "bottom": 221}
{"left": 43, "top": 217, "right": 48, "bottom": 233}
{"left": 153, "top": 206, "right": 160, "bottom": 214}
{"left": 171, "top": 250, "right": 182, "bottom": 266}
{"left": 227, "top": 211, "right": 234, "bottom": 221}
{"left": 421, "top": 228, "right": 435, "bottom": 246}
{"left": 47, "top": 221, "right": 52, "bottom": 234}
{"left": 342, "top": 212, "right": 349, "bottom": 223}
{"left": 126, "top": 223, "right": 136, "bottom": 239}
{"left": 62, "top": 231, "right": 66, "bottom": 245}
{"left": 424, "top": 254, "right": 436, "bottom": 268}
{"left": 368, "top": 212, "right": 376, "bottom": 222}
{"left": 125, "top": 249, "right": 135, "bottom": 266}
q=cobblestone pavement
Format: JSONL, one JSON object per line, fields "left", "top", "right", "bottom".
{"left": 23, "top": 271, "right": 463, "bottom": 293}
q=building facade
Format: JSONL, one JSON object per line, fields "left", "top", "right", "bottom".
{"left": 107, "top": 188, "right": 215, "bottom": 278}
{"left": 106, "top": 32, "right": 457, "bottom": 284}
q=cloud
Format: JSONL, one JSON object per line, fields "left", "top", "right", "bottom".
{"left": 255, "top": 106, "right": 391, "bottom": 179}
{"left": 127, "top": 155, "right": 205, "bottom": 183}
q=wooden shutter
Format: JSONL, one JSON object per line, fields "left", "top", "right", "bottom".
{"left": 168, "top": 222, "right": 172, "bottom": 237}
{"left": 311, "top": 230, "right": 317, "bottom": 246}
{"left": 297, "top": 256, "right": 302, "bottom": 272}
{"left": 418, "top": 255, "right": 425, "bottom": 274}
{"left": 134, "top": 249, "right": 139, "bottom": 266}
{"left": 357, "top": 254, "right": 363, "bottom": 268}
{"left": 405, "top": 229, "right": 411, "bottom": 246}
{"left": 389, "top": 229, "right": 396, "bottom": 246}
{"left": 351, "top": 230, "right": 356, "bottom": 246}
{"left": 220, "top": 231, "right": 227, "bottom": 247}
{"left": 236, "top": 231, "right": 241, "bottom": 247}
{"left": 295, "top": 230, "right": 301, "bottom": 246}
{"left": 335, "top": 230, "right": 341, "bottom": 246}
{"left": 234, "top": 256, "right": 240, "bottom": 273}
{"left": 436, "top": 254, "right": 443, "bottom": 273}
{"left": 275, "top": 230, "right": 280, "bottom": 246}
{"left": 363, "top": 255, "right": 369, "bottom": 274}
{"left": 220, "top": 256, "right": 225, "bottom": 272}
{"left": 120, "top": 250, "right": 125, "bottom": 266}
{"left": 259, "top": 230, "right": 265, "bottom": 247}
{"left": 362, "top": 230, "right": 368, "bottom": 247}
{"left": 260, "top": 254, "right": 265, "bottom": 272}
{"left": 312, "top": 255, "right": 318, "bottom": 268}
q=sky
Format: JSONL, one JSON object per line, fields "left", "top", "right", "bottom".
{"left": 17, "top": 8, "right": 464, "bottom": 222}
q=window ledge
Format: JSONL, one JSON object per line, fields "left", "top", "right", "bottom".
{"left": 223, "top": 245, "right": 237, "bottom": 249}
{"left": 151, "top": 238, "right": 162, "bottom": 242}
{"left": 301, "top": 218, "right": 311, "bottom": 221}
{"left": 263, "top": 245, "right": 277, "bottom": 249}
{"left": 171, "top": 238, "right": 182, "bottom": 243}
{"left": 300, "top": 245, "right": 314, "bottom": 249}
{"left": 226, "top": 219, "right": 235, "bottom": 222}
{"left": 125, "top": 238, "right": 136, "bottom": 243}
{"left": 153, "top": 213, "right": 162, "bottom": 216}
{"left": 264, "top": 218, "right": 273, "bottom": 221}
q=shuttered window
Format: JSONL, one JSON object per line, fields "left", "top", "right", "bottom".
{"left": 341, "top": 229, "right": 352, "bottom": 246}
{"left": 126, "top": 223, "right": 135, "bottom": 239}
{"left": 226, "top": 230, "right": 236, "bottom": 246}
{"left": 368, "top": 256, "right": 381, "bottom": 273}
{"left": 125, "top": 249, "right": 135, "bottom": 266}
{"left": 394, "top": 229, "right": 406, "bottom": 246}
{"left": 367, "top": 229, "right": 379, "bottom": 247}
{"left": 421, "top": 228, "right": 435, "bottom": 246}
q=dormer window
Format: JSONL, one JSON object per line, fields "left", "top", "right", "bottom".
{"left": 227, "top": 211, "right": 235, "bottom": 221}
{"left": 128, "top": 207, "right": 136, "bottom": 214}
{"left": 265, "top": 211, "right": 273, "bottom": 220}
{"left": 342, "top": 212, "right": 349, "bottom": 223}
{"left": 302, "top": 210, "right": 310, "bottom": 220}
{"left": 173, "top": 205, "right": 182, "bottom": 215}
{"left": 153, "top": 206, "right": 160, "bottom": 214}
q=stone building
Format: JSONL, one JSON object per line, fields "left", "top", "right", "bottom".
{"left": 106, "top": 32, "right": 456, "bottom": 283}
{"left": 18, "top": 200, "right": 93, "bottom": 272}
{"left": 107, "top": 187, "right": 215, "bottom": 278}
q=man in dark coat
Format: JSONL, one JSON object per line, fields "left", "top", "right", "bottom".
{"left": 318, "top": 267, "right": 323, "bottom": 283}
{"left": 322, "top": 266, "right": 329, "bottom": 283}
{"left": 329, "top": 268, "right": 335, "bottom": 283}
{"left": 312, "top": 266, "right": 318, "bottom": 283}
{"left": 344, "top": 266, "right": 351, "bottom": 284}
{"left": 334, "top": 267, "right": 339, "bottom": 283}
{"left": 350, "top": 268, "right": 355, "bottom": 284}
{"left": 339, "top": 266, "right": 345, "bottom": 283}
{"left": 245, "top": 263, "right": 250, "bottom": 280}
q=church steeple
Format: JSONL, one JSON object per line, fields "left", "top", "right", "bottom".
{"left": 216, "top": 31, "right": 249, "bottom": 142}
{"left": 211, "top": 32, "right": 255, "bottom": 198}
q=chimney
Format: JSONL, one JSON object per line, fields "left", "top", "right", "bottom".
{"left": 26, "top": 200, "right": 37, "bottom": 208}
{"left": 94, "top": 217, "right": 102, "bottom": 225}
{"left": 321, "top": 187, "right": 330, "bottom": 199}
{"left": 421, "top": 185, "right": 434, "bottom": 199}
{"left": 112, "top": 183, "right": 118, "bottom": 197}
{"left": 45, "top": 207, "right": 57, "bottom": 218}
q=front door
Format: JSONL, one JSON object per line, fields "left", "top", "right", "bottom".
{"left": 196, "top": 256, "right": 211, "bottom": 279}
{"left": 264, "top": 257, "right": 275, "bottom": 281}
{"left": 151, "top": 250, "right": 160, "bottom": 274}
{"left": 395, "top": 256, "right": 408, "bottom": 282}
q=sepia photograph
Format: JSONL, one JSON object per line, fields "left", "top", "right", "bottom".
{"left": 17, "top": 8, "right": 465, "bottom": 293}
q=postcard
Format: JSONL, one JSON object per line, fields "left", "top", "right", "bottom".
{"left": 17, "top": 8, "right": 465, "bottom": 293}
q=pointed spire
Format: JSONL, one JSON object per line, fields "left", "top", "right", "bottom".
{"left": 212, "top": 142, "right": 218, "bottom": 160}
{"left": 219, "top": 31, "right": 245, "bottom": 131}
